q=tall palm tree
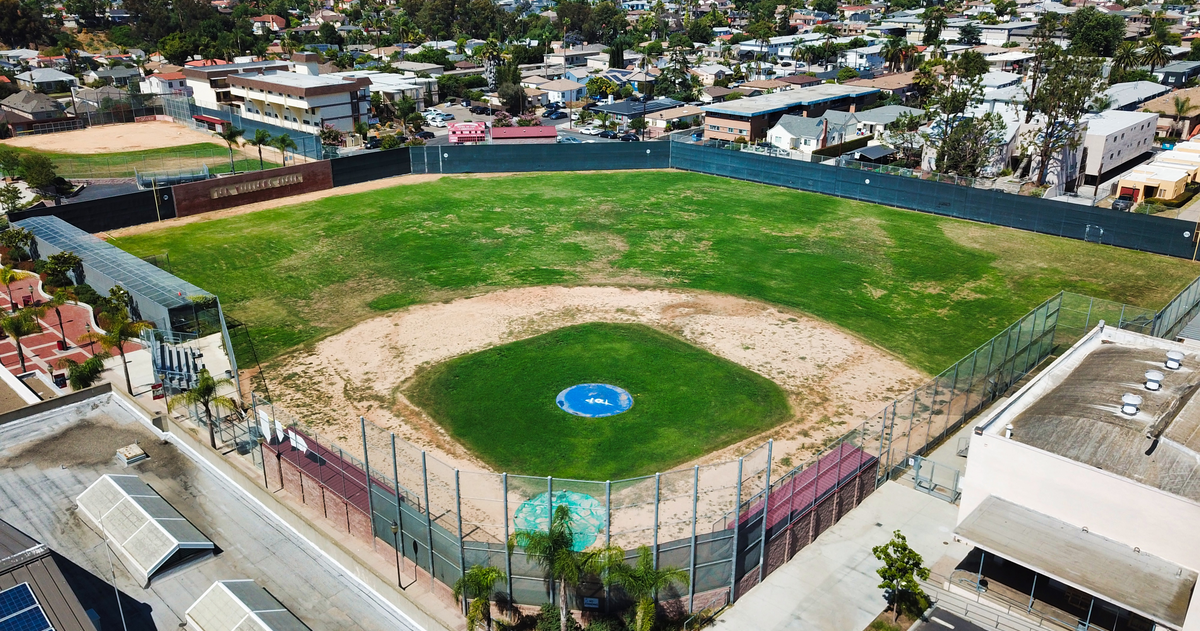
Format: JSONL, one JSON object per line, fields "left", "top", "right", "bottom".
{"left": 214, "top": 126, "right": 246, "bottom": 174}
{"left": 605, "top": 546, "right": 690, "bottom": 631}
{"left": 453, "top": 565, "right": 507, "bottom": 631}
{"left": 244, "top": 128, "right": 274, "bottom": 170}
{"left": 1141, "top": 40, "right": 1171, "bottom": 75}
{"left": 1171, "top": 95, "right": 1199, "bottom": 138}
{"left": 79, "top": 310, "right": 152, "bottom": 395}
{"left": 0, "top": 306, "right": 45, "bottom": 373}
{"left": 508, "top": 505, "right": 623, "bottom": 631}
{"left": 882, "top": 36, "right": 905, "bottom": 73}
{"left": 478, "top": 38, "right": 503, "bottom": 90}
{"left": 1112, "top": 41, "right": 1140, "bottom": 77}
{"left": 45, "top": 286, "right": 74, "bottom": 347}
{"left": 168, "top": 368, "right": 237, "bottom": 449}
{"left": 0, "top": 266, "right": 29, "bottom": 313}
{"left": 272, "top": 133, "right": 298, "bottom": 165}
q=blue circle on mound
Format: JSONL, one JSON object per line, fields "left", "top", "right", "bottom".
{"left": 556, "top": 383, "right": 633, "bottom": 418}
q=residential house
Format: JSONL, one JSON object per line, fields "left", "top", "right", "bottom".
{"left": 778, "top": 74, "right": 824, "bottom": 88}
{"left": 839, "top": 44, "right": 885, "bottom": 72}
{"left": 644, "top": 104, "right": 705, "bottom": 138}
{"left": 980, "top": 70, "right": 1022, "bottom": 90}
{"left": 985, "top": 51, "right": 1036, "bottom": 72}
{"left": 252, "top": 14, "right": 287, "bottom": 34}
{"left": 1103, "top": 81, "right": 1172, "bottom": 111}
{"left": 590, "top": 97, "right": 685, "bottom": 127}
{"left": 738, "top": 79, "right": 791, "bottom": 93}
{"left": 767, "top": 115, "right": 839, "bottom": 153}
{"left": 1141, "top": 86, "right": 1200, "bottom": 137}
{"left": 701, "top": 84, "right": 880, "bottom": 142}
{"left": 693, "top": 64, "right": 733, "bottom": 86}
{"left": 0, "top": 90, "right": 72, "bottom": 133}
{"left": 544, "top": 44, "right": 608, "bottom": 68}
{"left": 539, "top": 78, "right": 586, "bottom": 104}
{"left": 141, "top": 71, "right": 191, "bottom": 96}
{"left": 978, "top": 21, "right": 1038, "bottom": 45}
{"left": 845, "top": 104, "right": 924, "bottom": 135}
{"left": 701, "top": 86, "right": 738, "bottom": 103}
{"left": 844, "top": 70, "right": 920, "bottom": 102}
{"left": 83, "top": 65, "right": 141, "bottom": 87}
{"left": 1153, "top": 60, "right": 1200, "bottom": 87}
{"left": 15, "top": 68, "right": 77, "bottom": 92}
{"left": 392, "top": 61, "right": 444, "bottom": 76}
{"left": 228, "top": 69, "right": 371, "bottom": 133}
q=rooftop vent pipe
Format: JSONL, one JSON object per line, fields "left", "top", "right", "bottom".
{"left": 1167, "top": 351, "right": 1185, "bottom": 371}
{"left": 1146, "top": 370, "right": 1165, "bottom": 391}
{"left": 1122, "top": 393, "right": 1143, "bottom": 416}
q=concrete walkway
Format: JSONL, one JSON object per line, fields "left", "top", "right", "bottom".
{"left": 712, "top": 482, "right": 971, "bottom": 631}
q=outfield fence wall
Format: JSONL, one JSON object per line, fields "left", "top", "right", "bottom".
{"left": 10, "top": 189, "right": 177, "bottom": 234}
{"left": 408, "top": 142, "right": 671, "bottom": 174}
{"left": 237, "top": 285, "right": 1197, "bottom": 618}
{"left": 330, "top": 149, "right": 413, "bottom": 186}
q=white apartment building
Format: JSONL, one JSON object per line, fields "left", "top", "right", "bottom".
{"left": 327, "top": 69, "right": 437, "bottom": 110}
{"left": 141, "top": 71, "right": 191, "bottom": 97}
{"left": 958, "top": 324, "right": 1200, "bottom": 631}
{"left": 182, "top": 60, "right": 291, "bottom": 109}
{"left": 228, "top": 70, "right": 371, "bottom": 133}
{"left": 1079, "top": 109, "right": 1158, "bottom": 184}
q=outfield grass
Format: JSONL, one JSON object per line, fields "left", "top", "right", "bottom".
{"left": 407, "top": 322, "right": 790, "bottom": 478}
{"left": 5, "top": 143, "right": 279, "bottom": 179}
{"left": 109, "top": 171, "right": 1200, "bottom": 373}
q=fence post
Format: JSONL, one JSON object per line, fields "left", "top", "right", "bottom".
{"left": 688, "top": 465, "right": 698, "bottom": 613}
{"left": 503, "top": 473, "right": 513, "bottom": 605}
{"left": 1084, "top": 296, "right": 1094, "bottom": 331}
{"left": 547, "top": 476, "right": 554, "bottom": 605}
{"left": 729, "top": 457, "right": 744, "bottom": 602}
{"left": 361, "top": 418, "right": 375, "bottom": 552}
{"left": 652, "top": 472, "right": 661, "bottom": 570}
{"left": 391, "top": 434, "right": 404, "bottom": 572}
{"left": 756, "top": 440, "right": 773, "bottom": 584}
{"left": 605, "top": 480, "right": 612, "bottom": 614}
{"left": 455, "top": 469, "right": 467, "bottom": 614}
{"left": 421, "top": 450, "right": 435, "bottom": 588}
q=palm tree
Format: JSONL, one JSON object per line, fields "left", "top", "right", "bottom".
{"left": 605, "top": 546, "right": 690, "bottom": 631}
{"left": 272, "top": 133, "right": 298, "bottom": 165}
{"left": 0, "top": 307, "right": 44, "bottom": 373}
{"left": 478, "top": 38, "right": 503, "bottom": 90}
{"left": 508, "top": 505, "right": 623, "bottom": 631}
{"left": 882, "top": 36, "right": 906, "bottom": 73}
{"left": 0, "top": 266, "right": 29, "bottom": 313}
{"left": 453, "top": 565, "right": 507, "bottom": 631}
{"left": 1141, "top": 40, "right": 1171, "bottom": 75}
{"left": 57, "top": 352, "right": 110, "bottom": 390}
{"left": 1112, "top": 41, "right": 1139, "bottom": 77}
{"left": 167, "top": 368, "right": 237, "bottom": 449}
{"left": 79, "top": 310, "right": 152, "bottom": 395}
{"left": 45, "top": 286, "right": 74, "bottom": 347}
{"left": 244, "top": 128, "right": 273, "bottom": 170}
{"left": 214, "top": 126, "right": 246, "bottom": 174}
{"left": 1171, "top": 95, "right": 1200, "bottom": 138}
{"left": 595, "top": 111, "right": 615, "bottom": 131}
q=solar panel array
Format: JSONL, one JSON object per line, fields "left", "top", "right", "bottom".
{"left": 14, "top": 216, "right": 211, "bottom": 310}
{"left": 0, "top": 584, "right": 52, "bottom": 631}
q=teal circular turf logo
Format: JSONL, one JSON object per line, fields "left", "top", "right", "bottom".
{"left": 514, "top": 491, "right": 605, "bottom": 551}
{"left": 556, "top": 384, "right": 632, "bottom": 417}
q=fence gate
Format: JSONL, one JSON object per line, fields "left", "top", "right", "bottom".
{"left": 911, "top": 456, "right": 961, "bottom": 503}
{"left": 1084, "top": 224, "right": 1104, "bottom": 244}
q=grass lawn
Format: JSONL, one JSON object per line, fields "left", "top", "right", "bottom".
{"left": 407, "top": 322, "right": 790, "bottom": 478}
{"left": 3, "top": 143, "right": 279, "bottom": 179}
{"left": 108, "top": 171, "right": 1200, "bottom": 373}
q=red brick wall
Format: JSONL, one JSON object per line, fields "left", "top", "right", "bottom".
{"left": 262, "top": 446, "right": 282, "bottom": 490}
{"left": 281, "top": 457, "right": 303, "bottom": 499}
{"left": 323, "top": 485, "right": 349, "bottom": 533}
{"left": 171, "top": 161, "right": 333, "bottom": 217}
{"left": 348, "top": 505, "right": 372, "bottom": 543}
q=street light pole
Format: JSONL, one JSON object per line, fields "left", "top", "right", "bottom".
{"left": 391, "top": 521, "right": 402, "bottom": 588}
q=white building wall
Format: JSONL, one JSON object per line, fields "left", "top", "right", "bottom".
{"left": 1082, "top": 112, "right": 1158, "bottom": 177}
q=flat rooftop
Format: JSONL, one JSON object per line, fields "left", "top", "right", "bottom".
{"left": 0, "top": 394, "right": 422, "bottom": 631}
{"left": 702, "top": 84, "right": 879, "bottom": 117}
{"left": 978, "top": 326, "right": 1200, "bottom": 503}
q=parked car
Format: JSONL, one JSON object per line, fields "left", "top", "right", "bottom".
{"left": 469, "top": 105, "right": 488, "bottom": 115}
{"left": 619, "top": 133, "right": 640, "bottom": 141}
{"left": 1112, "top": 194, "right": 1136, "bottom": 212}
{"left": 424, "top": 108, "right": 443, "bottom": 116}
{"left": 439, "top": 112, "right": 455, "bottom": 120}
{"left": 578, "top": 125, "right": 601, "bottom": 135}
{"left": 428, "top": 118, "right": 448, "bottom": 127}
{"left": 363, "top": 136, "right": 381, "bottom": 149}
{"left": 557, "top": 135, "right": 582, "bottom": 143}
{"left": 690, "top": 131, "right": 704, "bottom": 141}
{"left": 598, "top": 129, "right": 619, "bottom": 139}
{"left": 415, "top": 131, "right": 436, "bottom": 140}
{"left": 546, "top": 111, "right": 568, "bottom": 120}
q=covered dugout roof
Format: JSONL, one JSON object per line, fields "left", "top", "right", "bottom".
{"left": 15, "top": 215, "right": 211, "bottom": 311}
{"left": 75, "top": 475, "right": 214, "bottom": 585}
{"left": 956, "top": 496, "right": 1196, "bottom": 629}
{"left": 186, "top": 580, "right": 310, "bottom": 631}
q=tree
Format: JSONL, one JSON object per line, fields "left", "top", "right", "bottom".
{"left": 79, "top": 309, "right": 152, "bottom": 395}
{"left": 159, "top": 32, "right": 197, "bottom": 65}
{"left": 0, "top": 148, "right": 19, "bottom": 178}
{"left": 0, "top": 265, "right": 29, "bottom": 312}
{"left": 956, "top": 50, "right": 989, "bottom": 80}
{"left": 19, "top": 155, "right": 57, "bottom": 194}
{"left": 1022, "top": 54, "right": 1104, "bottom": 186}
{"left": 244, "top": 128, "right": 273, "bottom": 170}
{"left": 812, "top": 0, "right": 836, "bottom": 14}
{"left": 213, "top": 126, "right": 245, "bottom": 174}
{"left": 923, "top": 57, "right": 1008, "bottom": 177}
{"left": 1065, "top": 6, "right": 1125, "bottom": 57}
{"left": 0, "top": 184, "right": 21, "bottom": 214}
{"left": 0, "top": 228, "right": 32, "bottom": 263}
{"left": 957, "top": 22, "right": 982, "bottom": 46}
{"left": 508, "top": 505, "right": 622, "bottom": 631}
{"left": 837, "top": 67, "right": 859, "bottom": 82}
{"left": 44, "top": 250, "right": 80, "bottom": 289}
{"left": 43, "top": 285, "right": 75, "bottom": 348}
{"left": 873, "top": 530, "right": 930, "bottom": 622}
{"left": 1112, "top": 41, "right": 1140, "bottom": 78}
{"left": 1162, "top": 95, "right": 1200, "bottom": 138}
{"left": 884, "top": 111, "right": 925, "bottom": 165}
{"left": 1022, "top": 14, "right": 1062, "bottom": 124}
{"left": 167, "top": 368, "right": 237, "bottom": 449}
{"left": 0, "top": 306, "right": 45, "bottom": 372}
{"left": 922, "top": 7, "right": 947, "bottom": 46}
{"left": 453, "top": 565, "right": 507, "bottom": 631}
{"left": 587, "top": 76, "right": 619, "bottom": 97}
{"left": 271, "top": 133, "right": 297, "bottom": 165}
{"left": 1141, "top": 40, "right": 1171, "bottom": 76}
{"left": 604, "top": 546, "right": 689, "bottom": 631}
{"left": 57, "top": 352, "right": 110, "bottom": 390}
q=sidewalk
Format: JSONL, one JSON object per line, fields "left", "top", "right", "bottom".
{"left": 713, "top": 482, "right": 971, "bottom": 631}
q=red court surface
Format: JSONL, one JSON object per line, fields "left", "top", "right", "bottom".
{"left": 738, "top": 442, "right": 877, "bottom": 532}
{"left": 0, "top": 280, "right": 141, "bottom": 379}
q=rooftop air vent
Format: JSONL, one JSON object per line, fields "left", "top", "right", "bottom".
{"left": 1122, "top": 393, "right": 1143, "bottom": 416}
{"left": 1146, "top": 370, "right": 1165, "bottom": 391}
{"left": 1167, "top": 351, "right": 1185, "bottom": 370}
